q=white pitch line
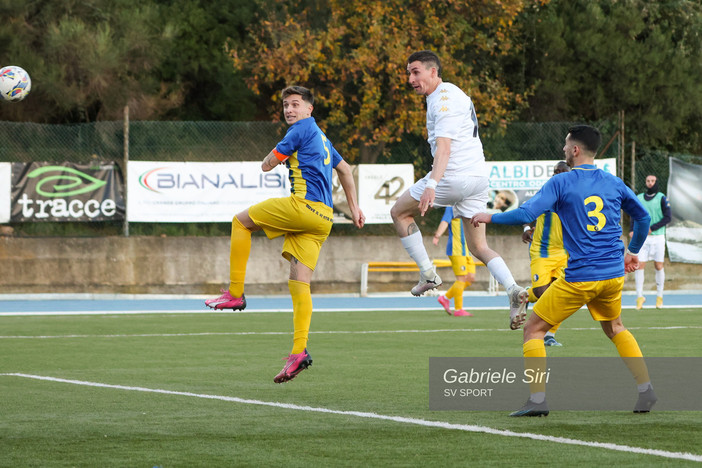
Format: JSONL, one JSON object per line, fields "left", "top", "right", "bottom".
{"left": 1, "top": 325, "right": 701, "bottom": 340}
{"left": 1, "top": 373, "right": 700, "bottom": 463}
{"left": 2, "top": 305, "right": 698, "bottom": 317}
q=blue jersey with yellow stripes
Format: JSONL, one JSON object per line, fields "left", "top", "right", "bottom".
{"left": 492, "top": 164, "right": 650, "bottom": 282}
{"left": 530, "top": 211, "right": 566, "bottom": 260}
{"left": 441, "top": 207, "right": 468, "bottom": 256}
{"left": 275, "top": 117, "right": 342, "bottom": 208}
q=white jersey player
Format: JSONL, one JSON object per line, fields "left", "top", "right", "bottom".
{"left": 390, "top": 50, "right": 528, "bottom": 330}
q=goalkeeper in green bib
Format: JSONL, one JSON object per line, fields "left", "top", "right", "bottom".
{"left": 629, "top": 174, "right": 671, "bottom": 309}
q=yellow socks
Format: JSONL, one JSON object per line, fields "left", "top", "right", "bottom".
{"left": 289, "top": 280, "right": 312, "bottom": 354}
{"left": 446, "top": 280, "right": 467, "bottom": 310}
{"left": 523, "top": 338, "right": 547, "bottom": 396}
{"left": 228, "top": 216, "right": 251, "bottom": 297}
{"left": 612, "top": 329, "right": 651, "bottom": 385}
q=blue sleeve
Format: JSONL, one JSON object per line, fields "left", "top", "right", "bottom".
{"left": 622, "top": 185, "right": 651, "bottom": 254}
{"left": 275, "top": 125, "right": 300, "bottom": 157}
{"left": 492, "top": 178, "right": 558, "bottom": 225}
{"left": 629, "top": 217, "right": 650, "bottom": 254}
{"left": 649, "top": 195, "right": 672, "bottom": 231}
{"left": 441, "top": 207, "right": 453, "bottom": 223}
{"left": 491, "top": 208, "right": 534, "bottom": 225}
{"left": 331, "top": 145, "right": 342, "bottom": 168}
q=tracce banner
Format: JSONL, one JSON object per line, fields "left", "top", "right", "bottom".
{"left": 11, "top": 162, "right": 125, "bottom": 222}
{"left": 0, "top": 163, "right": 10, "bottom": 223}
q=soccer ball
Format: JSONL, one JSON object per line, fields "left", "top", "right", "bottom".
{"left": 0, "top": 66, "right": 32, "bottom": 102}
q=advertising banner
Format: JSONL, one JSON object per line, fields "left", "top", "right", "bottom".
{"left": 128, "top": 161, "right": 416, "bottom": 224}
{"left": 11, "top": 162, "right": 125, "bottom": 222}
{"left": 355, "top": 164, "right": 414, "bottom": 224}
{"left": 127, "top": 161, "right": 289, "bottom": 223}
{"left": 0, "top": 163, "right": 10, "bottom": 223}
{"left": 486, "top": 158, "right": 616, "bottom": 211}
{"left": 666, "top": 157, "right": 702, "bottom": 263}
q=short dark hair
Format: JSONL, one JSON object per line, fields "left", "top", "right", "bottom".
{"left": 407, "top": 50, "right": 442, "bottom": 78}
{"left": 554, "top": 161, "right": 571, "bottom": 174}
{"left": 568, "top": 125, "right": 601, "bottom": 154}
{"left": 281, "top": 86, "right": 313, "bottom": 105}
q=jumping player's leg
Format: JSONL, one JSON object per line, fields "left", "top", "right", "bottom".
{"left": 391, "top": 189, "right": 434, "bottom": 274}
{"left": 273, "top": 198, "right": 332, "bottom": 383}
{"left": 462, "top": 220, "right": 528, "bottom": 328}
{"left": 229, "top": 211, "right": 259, "bottom": 297}
{"left": 288, "top": 257, "right": 314, "bottom": 354}
{"left": 205, "top": 209, "right": 259, "bottom": 310}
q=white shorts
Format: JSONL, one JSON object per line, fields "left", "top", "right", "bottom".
{"left": 409, "top": 174, "right": 489, "bottom": 219}
{"left": 638, "top": 234, "right": 666, "bottom": 263}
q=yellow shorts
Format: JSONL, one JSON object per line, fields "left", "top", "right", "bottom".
{"left": 449, "top": 255, "right": 476, "bottom": 276}
{"left": 530, "top": 254, "right": 568, "bottom": 289}
{"left": 248, "top": 195, "right": 333, "bottom": 270}
{"left": 533, "top": 276, "right": 625, "bottom": 325}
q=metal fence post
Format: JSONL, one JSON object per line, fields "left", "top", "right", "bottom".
{"left": 123, "top": 105, "right": 129, "bottom": 237}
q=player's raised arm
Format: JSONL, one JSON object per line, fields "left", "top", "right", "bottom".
{"left": 262, "top": 148, "right": 287, "bottom": 172}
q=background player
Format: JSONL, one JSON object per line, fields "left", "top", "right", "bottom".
{"left": 629, "top": 174, "right": 671, "bottom": 309}
{"left": 433, "top": 206, "right": 475, "bottom": 317}
{"left": 205, "top": 86, "right": 365, "bottom": 384}
{"left": 473, "top": 125, "right": 656, "bottom": 416}
{"left": 521, "top": 161, "right": 571, "bottom": 346}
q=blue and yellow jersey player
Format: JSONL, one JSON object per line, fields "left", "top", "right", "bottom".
{"left": 206, "top": 86, "right": 365, "bottom": 384}
{"left": 522, "top": 161, "right": 571, "bottom": 346}
{"left": 432, "top": 207, "right": 475, "bottom": 317}
{"left": 473, "top": 125, "right": 656, "bottom": 417}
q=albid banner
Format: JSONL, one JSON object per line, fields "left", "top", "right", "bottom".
{"left": 666, "top": 157, "right": 702, "bottom": 264}
{"left": 127, "top": 161, "right": 289, "bottom": 222}
{"left": 485, "top": 159, "right": 616, "bottom": 212}
{"left": 11, "top": 162, "right": 125, "bottom": 222}
{"left": 0, "top": 163, "right": 10, "bottom": 223}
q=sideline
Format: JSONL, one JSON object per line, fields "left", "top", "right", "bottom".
{"left": 2, "top": 325, "right": 701, "bottom": 340}
{"left": 1, "top": 291, "right": 701, "bottom": 316}
{"left": 2, "top": 372, "right": 701, "bottom": 463}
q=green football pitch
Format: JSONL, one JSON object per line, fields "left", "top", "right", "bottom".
{"left": 2, "top": 306, "right": 701, "bottom": 467}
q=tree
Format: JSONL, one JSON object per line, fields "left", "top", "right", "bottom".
{"left": 156, "top": 0, "right": 263, "bottom": 121}
{"left": 0, "top": 1, "right": 185, "bottom": 122}
{"left": 232, "top": 0, "right": 538, "bottom": 163}
{"left": 507, "top": 0, "right": 702, "bottom": 154}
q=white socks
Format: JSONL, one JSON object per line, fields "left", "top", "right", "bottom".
{"left": 635, "top": 269, "right": 645, "bottom": 297}
{"left": 635, "top": 268, "right": 665, "bottom": 297}
{"left": 487, "top": 257, "right": 516, "bottom": 290}
{"left": 655, "top": 269, "right": 665, "bottom": 297}
{"left": 400, "top": 231, "right": 433, "bottom": 274}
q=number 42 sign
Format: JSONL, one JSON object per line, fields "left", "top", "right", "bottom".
{"left": 357, "top": 164, "right": 414, "bottom": 224}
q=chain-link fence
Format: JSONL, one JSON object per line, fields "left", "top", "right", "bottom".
{"left": 1, "top": 119, "right": 699, "bottom": 236}
{"left": 4, "top": 118, "right": 701, "bottom": 187}
{"left": 0, "top": 121, "right": 287, "bottom": 164}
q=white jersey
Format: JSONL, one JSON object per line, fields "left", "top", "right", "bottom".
{"left": 426, "top": 82, "right": 488, "bottom": 178}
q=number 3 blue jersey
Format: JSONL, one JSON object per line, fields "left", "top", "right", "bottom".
{"left": 274, "top": 116, "right": 342, "bottom": 208}
{"left": 493, "top": 164, "right": 650, "bottom": 282}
